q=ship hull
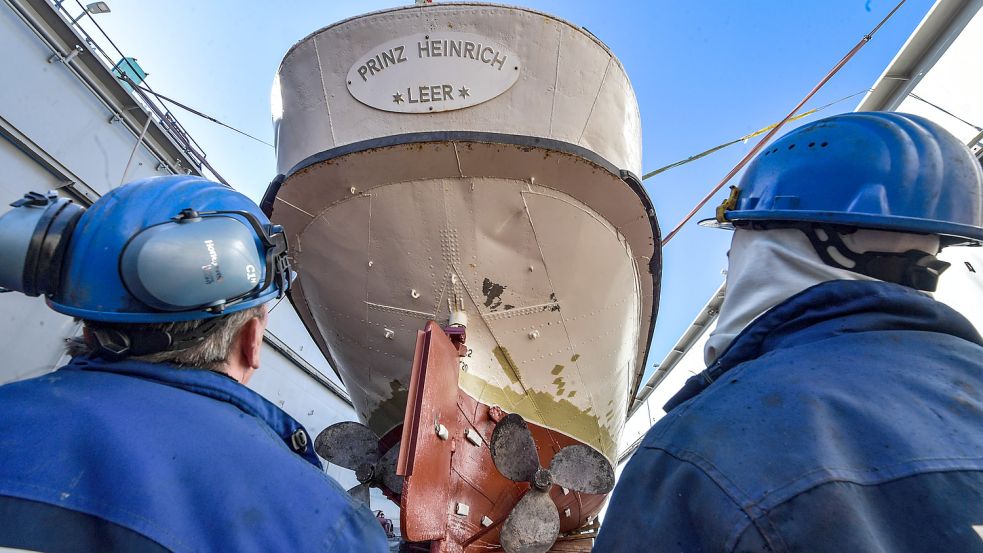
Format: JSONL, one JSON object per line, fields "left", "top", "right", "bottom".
{"left": 267, "top": 137, "right": 658, "bottom": 462}
{"left": 266, "top": 5, "right": 661, "bottom": 548}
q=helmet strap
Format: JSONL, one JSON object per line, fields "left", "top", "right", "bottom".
{"left": 90, "top": 316, "right": 226, "bottom": 361}
{"left": 800, "top": 225, "right": 950, "bottom": 292}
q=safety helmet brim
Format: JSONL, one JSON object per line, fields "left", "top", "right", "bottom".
{"left": 705, "top": 210, "right": 983, "bottom": 246}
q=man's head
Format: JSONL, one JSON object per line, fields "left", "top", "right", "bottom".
{"left": 704, "top": 226, "right": 944, "bottom": 364}
{"left": 704, "top": 112, "right": 983, "bottom": 363}
{"left": 66, "top": 304, "right": 268, "bottom": 382}
{"left": 710, "top": 111, "right": 982, "bottom": 286}
{"left": 0, "top": 175, "right": 291, "bottom": 375}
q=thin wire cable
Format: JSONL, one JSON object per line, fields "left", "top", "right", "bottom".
{"left": 73, "top": 0, "right": 140, "bottom": 80}
{"left": 119, "top": 115, "right": 153, "bottom": 186}
{"left": 908, "top": 93, "right": 982, "bottom": 131}
{"left": 132, "top": 84, "right": 275, "bottom": 148}
{"left": 642, "top": 89, "right": 870, "bottom": 180}
{"left": 661, "top": 0, "right": 907, "bottom": 247}
{"left": 268, "top": 293, "right": 289, "bottom": 314}
{"left": 72, "top": 0, "right": 272, "bottom": 150}
{"left": 67, "top": 0, "right": 227, "bottom": 184}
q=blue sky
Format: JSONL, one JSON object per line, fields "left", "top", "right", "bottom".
{"left": 77, "top": 0, "right": 934, "bottom": 381}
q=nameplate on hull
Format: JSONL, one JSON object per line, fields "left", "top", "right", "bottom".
{"left": 346, "top": 32, "right": 520, "bottom": 113}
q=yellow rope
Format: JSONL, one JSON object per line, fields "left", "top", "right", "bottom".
{"left": 642, "top": 90, "right": 869, "bottom": 180}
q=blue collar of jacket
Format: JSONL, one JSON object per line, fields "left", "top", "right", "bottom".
{"left": 63, "top": 356, "right": 322, "bottom": 467}
{"left": 664, "top": 280, "right": 983, "bottom": 412}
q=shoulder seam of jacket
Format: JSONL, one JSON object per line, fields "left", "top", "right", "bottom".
{"left": 648, "top": 446, "right": 788, "bottom": 553}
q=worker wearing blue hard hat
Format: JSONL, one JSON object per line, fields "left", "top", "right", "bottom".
{"left": 0, "top": 176, "right": 387, "bottom": 552}
{"left": 597, "top": 112, "right": 983, "bottom": 551}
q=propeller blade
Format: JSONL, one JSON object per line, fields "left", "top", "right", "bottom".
{"left": 314, "top": 421, "right": 380, "bottom": 471}
{"left": 548, "top": 444, "right": 615, "bottom": 495}
{"left": 378, "top": 443, "right": 404, "bottom": 495}
{"left": 347, "top": 481, "right": 371, "bottom": 506}
{"left": 490, "top": 413, "right": 541, "bottom": 482}
{"left": 500, "top": 490, "right": 560, "bottom": 553}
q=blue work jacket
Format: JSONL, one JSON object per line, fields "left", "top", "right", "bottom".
{"left": 596, "top": 280, "right": 983, "bottom": 552}
{"left": 0, "top": 356, "right": 387, "bottom": 552}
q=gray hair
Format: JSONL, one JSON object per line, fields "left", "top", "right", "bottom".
{"left": 65, "top": 305, "right": 266, "bottom": 371}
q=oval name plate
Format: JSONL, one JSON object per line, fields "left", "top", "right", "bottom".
{"left": 347, "top": 32, "right": 521, "bottom": 114}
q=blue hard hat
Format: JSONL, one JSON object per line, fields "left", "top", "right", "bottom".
{"left": 712, "top": 111, "right": 983, "bottom": 245}
{"left": 49, "top": 175, "right": 290, "bottom": 323}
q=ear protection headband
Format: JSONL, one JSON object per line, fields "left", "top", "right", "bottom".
{"left": 1, "top": 191, "right": 290, "bottom": 316}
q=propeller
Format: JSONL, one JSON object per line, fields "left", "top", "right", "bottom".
{"left": 490, "top": 413, "right": 615, "bottom": 553}
{"left": 315, "top": 421, "right": 403, "bottom": 506}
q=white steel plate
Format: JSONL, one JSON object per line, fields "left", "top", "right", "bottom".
{"left": 346, "top": 32, "right": 520, "bottom": 114}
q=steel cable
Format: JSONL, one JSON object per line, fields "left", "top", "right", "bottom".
{"left": 660, "top": 0, "right": 907, "bottom": 246}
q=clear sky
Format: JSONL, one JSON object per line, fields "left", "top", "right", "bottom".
{"left": 76, "top": 0, "right": 935, "bottom": 382}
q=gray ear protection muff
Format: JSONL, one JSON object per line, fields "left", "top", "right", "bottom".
{"left": 119, "top": 208, "right": 290, "bottom": 314}
{"left": 0, "top": 192, "right": 84, "bottom": 298}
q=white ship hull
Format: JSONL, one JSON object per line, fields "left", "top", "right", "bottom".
{"left": 264, "top": 3, "right": 660, "bottom": 462}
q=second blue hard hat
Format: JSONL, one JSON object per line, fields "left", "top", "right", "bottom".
{"left": 713, "top": 111, "right": 983, "bottom": 245}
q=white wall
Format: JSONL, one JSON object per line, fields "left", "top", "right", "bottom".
{"left": 0, "top": 135, "right": 82, "bottom": 381}
{"left": 0, "top": 2, "right": 163, "bottom": 194}
{"left": 889, "top": 11, "right": 983, "bottom": 148}
{"left": 936, "top": 247, "right": 983, "bottom": 333}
